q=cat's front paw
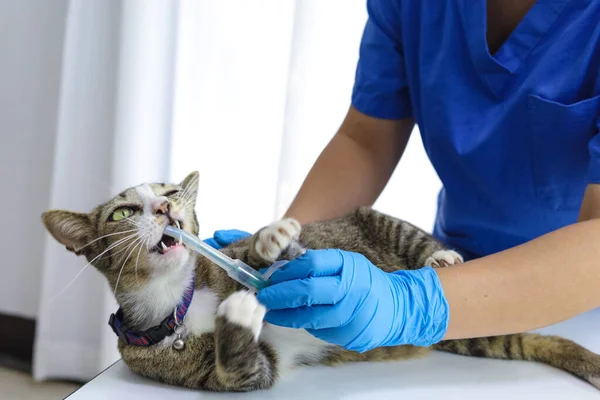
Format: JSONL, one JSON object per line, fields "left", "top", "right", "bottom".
{"left": 217, "top": 291, "right": 266, "bottom": 341}
{"left": 255, "top": 218, "right": 301, "bottom": 263}
{"left": 425, "top": 250, "right": 463, "bottom": 268}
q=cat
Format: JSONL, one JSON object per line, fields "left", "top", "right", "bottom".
{"left": 41, "top": 171, "right": 600, "bottom": 392}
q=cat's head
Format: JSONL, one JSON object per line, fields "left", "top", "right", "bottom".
{"left": 42, "top": 171, "right": 200, "bottom": 294}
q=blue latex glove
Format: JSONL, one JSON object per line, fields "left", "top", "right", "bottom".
{"left": 203, "top": 229, "right": 251, "bottom": 249}
{"left": 256, "top": 249, "right": 449, "bottom": 352}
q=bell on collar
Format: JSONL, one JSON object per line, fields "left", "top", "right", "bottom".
{"left": 172, "top": 324, "right": 186, "bottom": 351}
{"left": 172, "top": 336, "right": 185, "bottom": 351}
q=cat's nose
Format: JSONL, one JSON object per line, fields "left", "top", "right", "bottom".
{"left": 153, "top": 200, "right": 170, "bottom": 215}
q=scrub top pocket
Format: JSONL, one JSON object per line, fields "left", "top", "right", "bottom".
{"left": 528, "top": 94, "right": 600, "bottom": 210}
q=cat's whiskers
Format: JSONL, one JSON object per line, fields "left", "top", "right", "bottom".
{"left": 106, "top": 241, "right": 141, "bottom": 260}
{"left": 179, "top": 197, "right": 196, "bottom": 210}
{"left": 76, "top": 229, "right": 138, "bottom": 252}
{"left": 177, "top": 186, "right": 196, "bottom": 207}
{"left": 175, "top": 192, "right": 194, "bottom": 208}
{"left": 114, "top": 231, "right": 146, "bottom": 266}
{"left": 173, "top": 193, "right": 197, "bottom": 215}
{"left": 133, "top": 235, "right": 148, "bottom": 284}
{"left": 113, "top": 234, "right": 150, "bottom": 297}
{"left": 49, "top": 233, "right": 138, "bottom": 304}
{"left": 122, "top": 218, "right": 143, "bottom": 228}
{"left": 177, "top": 174, "right": 197, "bottom": 199}
{"left": 110, "top": 236, "right": 146, "bottom": 264}
{"left": 175, "top": 175, "right": 198, "bottom": 205}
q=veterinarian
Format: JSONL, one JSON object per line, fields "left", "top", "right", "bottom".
{"left": 206, "top": 0, "right": 600, "bottom": 352}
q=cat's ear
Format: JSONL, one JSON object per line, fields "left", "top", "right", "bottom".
{"left": 180, "top": 171, "right": 199, "bottom": 204}
{"left": 42, "top": 210, "right": 94, "bottom": 256}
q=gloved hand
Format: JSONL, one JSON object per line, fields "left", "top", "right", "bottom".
{"left": 256, "top": 249, "right": 449, "bottom": 352}
{"left": 203, "top": 229, "right": 251, "bottom": 249}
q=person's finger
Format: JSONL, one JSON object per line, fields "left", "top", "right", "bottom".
{"left": 257, "top": 276, "right": 345, "bottom": 309}
{"left": 258, "top": 267, "right": 269, "bottom": 275}
{"left": 266, "top": 249, "right": 344, "bottom": 284}
{"left": 263, "top": 303, "right": 351, "bottom": 330}
{"left": 202, "top": 237, "right": 222, "bottom": 249}
{"left": 213, "top": 229, "right": 252, "bottom": 247}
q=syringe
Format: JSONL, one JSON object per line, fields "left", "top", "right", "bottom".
{"left": 163, "top": 225, "right": 283, "bottom": 291}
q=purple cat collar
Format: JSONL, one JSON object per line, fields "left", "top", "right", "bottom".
{"left": 108, "top": 280, "right": 195, "bottom": 346}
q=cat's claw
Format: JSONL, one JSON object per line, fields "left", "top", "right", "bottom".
{"left": 217, "top": 291, "right": 266, "bottom": 341}
{"left": 255, "top": 218, "right": 301, "bottom": 263}
{"left": 425, "top": 250, "right": 463, "bottom": 268}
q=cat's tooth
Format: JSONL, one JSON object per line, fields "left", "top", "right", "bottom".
{"left": 175, "top": 220, "right": 181, "bottom": 229}
{"left": 178, "top": 236, "right": 182, "bottom": 246}
{"left": 161, "top": 241, "right": 168, "bottom": 251}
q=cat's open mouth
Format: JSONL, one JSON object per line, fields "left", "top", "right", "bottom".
{"left": 150, "top": 220, "right": 184, "bottom": 255}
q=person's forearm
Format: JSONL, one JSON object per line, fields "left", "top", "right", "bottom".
{"left": 284, "top": 106, "right": 413, "bottom": 224}
{"left": 284, "top": 134, "right": 390, "bottom": 224}
{"left": 578, "top": 184, "right": 600, "bottom": 221}
{"left": 439, "top": 218, "right": 600, "bottom": 340}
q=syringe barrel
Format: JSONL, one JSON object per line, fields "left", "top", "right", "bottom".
{"left": 163, "top": 225, "right": 271, "bottom": 291}
{"left": 230, "top": 260, "right": 270, "bottom": 291}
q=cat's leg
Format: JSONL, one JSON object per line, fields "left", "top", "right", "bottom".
{"left": 247, "top": 218, "right": 305, "bottom": 267}
{"left": 213, "top": 290, "right": 277, "bottom": 391}
{"left": 119, "top": 320, "right": 276, "bottom": 392}
{"left": 424, "top": 249, "right": 463, "bottom": 268}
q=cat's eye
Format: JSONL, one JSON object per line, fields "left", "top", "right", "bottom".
{"left": 110, "top": 207, "right": 134, "bottom": 221}
{"left": 163, "top": 190, "right": 179, "bottom": 197}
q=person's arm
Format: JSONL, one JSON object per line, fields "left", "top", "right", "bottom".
{"left": 442, "top": 182, "right": 600, "bottom": 340}
{"left": 578, "top": 184, "right": 600, "bottom": 221}
{"left": 284, "top": 106, "right": 413, "bottom": 224}
{"left": 439, "top": 216, "right": 600, "bottom": 340}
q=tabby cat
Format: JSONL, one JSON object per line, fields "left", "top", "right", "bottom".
{"left": 41, "top": 171, "right": 600, "bottom": 392}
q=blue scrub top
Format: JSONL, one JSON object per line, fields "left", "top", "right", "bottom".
{"left": 352, "top": 0, "right": 600, "bottom": 260}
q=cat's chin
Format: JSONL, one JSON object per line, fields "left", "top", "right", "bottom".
{"left": 147, "top": 246, "right": 190, "bottom": 271}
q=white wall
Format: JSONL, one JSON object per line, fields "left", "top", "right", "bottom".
{"left": 0, "top": 0, "right": 69, "bottom": 318}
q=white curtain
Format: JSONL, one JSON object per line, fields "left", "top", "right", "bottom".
{"left": 34, "top": 0, "right": 441, "bottom": 382}
{"left": 170, "top": 0, "right": 441, "bottom": 238}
